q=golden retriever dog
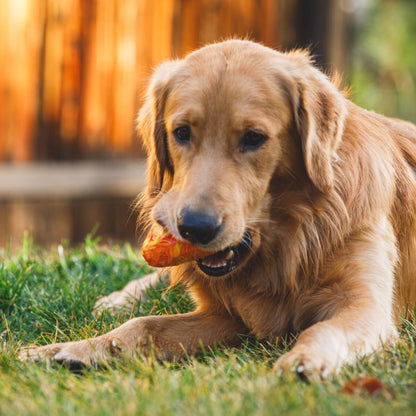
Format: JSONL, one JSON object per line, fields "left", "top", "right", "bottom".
{"left": 22, "top": 40, "right": 416, "bottom": 378}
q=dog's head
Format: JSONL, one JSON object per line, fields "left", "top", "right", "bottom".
{"left": 138, "top": 40, "right": 347, "bottom": 278}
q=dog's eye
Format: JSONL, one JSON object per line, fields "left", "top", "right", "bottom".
{"left": 240, "top": 130, "right": 268, "bottom": 152}
{"left": 173, "top": 126, "right": 191, "bottom": 144}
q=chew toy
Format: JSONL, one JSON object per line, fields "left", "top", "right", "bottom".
{"left": 142, "top": 223, "right": 214, "bottom": 267}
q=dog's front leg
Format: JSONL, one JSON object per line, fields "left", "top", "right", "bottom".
{"left": 20, "top": 311, "right": 248, "bottom": 367}
{"left": 274, "top": 218, "right": 398, "bottom": 379}
{"left": 94, "top": 271, "right": 169, "bottom": 313}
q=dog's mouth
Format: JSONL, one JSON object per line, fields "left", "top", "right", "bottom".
{"left": 196, "top": 230, "right": 253, "bottom": 277}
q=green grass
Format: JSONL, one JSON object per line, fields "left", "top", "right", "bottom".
{"left": 1, "top": 235, "right": 416, "bottom": 415}
{"left": 349, "top": 0, "right": 416, "bottom": 123}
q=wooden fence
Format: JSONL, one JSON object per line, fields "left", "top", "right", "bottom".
{"left": 0, "top": 0, "right": 347, "bottom": 163}
{"left": 0, "top": 0, "right": 348, "bottom": 248}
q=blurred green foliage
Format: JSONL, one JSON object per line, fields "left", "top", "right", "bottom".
{"left": 349, "top": 0, "right": 416, "bottom": 123}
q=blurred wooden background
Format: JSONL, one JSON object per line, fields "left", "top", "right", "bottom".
{"left": 0, "top": 0, "right": 348, "bottom": 163}
{"left": 0, "top": 0, "right": 350, "bottom": 248}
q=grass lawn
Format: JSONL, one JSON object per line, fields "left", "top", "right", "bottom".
{"left": 1, "top": 235, "right": 416, "bottom": 415}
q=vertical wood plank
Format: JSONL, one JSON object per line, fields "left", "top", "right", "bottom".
{"left": 151, "top": 0, "right": 175, "bottom": 65}
{"left": 59, "top": 0, "right": 82, "bottom": 157}
{"left": 42, "top": 0, "right": 64, "bottom": 130}
{"left": 111, "top": 0, "right": 138, "bottom": 151}
{"left": 180, "top": 0, "right": 201, "bottom": 54}
{"left": 0, "top": 0, "right": 44, "bottom": 162}
{"left": 0, "top": 0, "right": 10, "bottom": 160}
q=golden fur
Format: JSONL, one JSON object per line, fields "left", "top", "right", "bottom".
{"left": 22, "top": 40, "right": 416, "bottom": 378}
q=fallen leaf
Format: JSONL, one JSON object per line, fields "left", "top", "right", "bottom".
{"left": 341, "top": 376, "right": 395, "bottom": 400}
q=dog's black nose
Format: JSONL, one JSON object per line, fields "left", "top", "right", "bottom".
{"left": 177, "top": 209, "right": 221, "bottom": 245}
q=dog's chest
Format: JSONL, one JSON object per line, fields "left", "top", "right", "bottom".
{"left": 229, "top": 289, "right": 295, "bottom": 339}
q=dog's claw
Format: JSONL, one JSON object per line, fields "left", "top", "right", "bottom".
{"left": 273, "top": 346, "right": 334, "bottom": 381}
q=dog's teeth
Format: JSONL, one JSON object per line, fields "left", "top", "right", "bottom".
{"left": 201, "top": 260, "right": 229, "bottom": 268}
{"left": 225, "top": 250, "right": 235, "bottom": 260}
{"left": 200, "top": 249, "right": 235, "bottom": 269}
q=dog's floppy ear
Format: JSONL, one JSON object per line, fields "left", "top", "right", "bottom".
{"left": 137, "top": 61, "right": 179, "bottom": 198}
{"left": 288, "top": 58, "right": 347, "bottom": 193}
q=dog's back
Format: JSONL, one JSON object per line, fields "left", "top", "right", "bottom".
{"left": 381, "top": 114, "right": 416, "bottom": 315}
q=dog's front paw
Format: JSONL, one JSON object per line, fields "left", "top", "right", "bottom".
{"left": 94, "top": 290, "right": 132, "bottom": 313}
{"left": 19, "top": 336, "right": 128, "bottom": 369}
{"left": 94, "top": 272, "right": 162, "bottom": 313}
{"left": 273, "top": 345, "right": 335, "bottom": 380}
